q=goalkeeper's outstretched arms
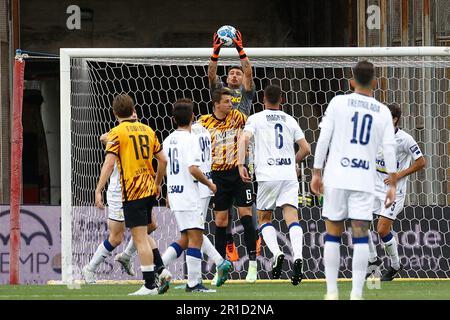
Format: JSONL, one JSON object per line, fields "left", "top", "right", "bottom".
{"left": 208, "top": 32, "right": 223, "bottom": 89}
{"left": 233, "top": 30, "right": 253, "bottom": 93}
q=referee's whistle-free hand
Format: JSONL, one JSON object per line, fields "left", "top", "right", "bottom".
{"left": 238, "top": 166, "right": 252, "bottom": 183}
{"left": 95, "top": 190, "right": 105, "bottom": 209}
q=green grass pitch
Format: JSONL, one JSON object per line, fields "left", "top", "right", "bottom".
{"left": 1, "top": 280, "right": 450, "bottom": 300}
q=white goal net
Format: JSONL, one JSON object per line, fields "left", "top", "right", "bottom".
{"left": 61, "top": 47, "right": 450, "bottom": 283}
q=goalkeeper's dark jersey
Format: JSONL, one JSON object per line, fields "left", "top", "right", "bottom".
{"left": 198, "top": 109, "right": 247, "bottom": 172}
{"left": 210, "top": 77, "right": 255, "bottom": 116}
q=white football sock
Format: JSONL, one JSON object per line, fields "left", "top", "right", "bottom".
{"left": 162, "top": 246, "right": 178, "bottom": 267}
{"left": 122, "top": 239, "right": 136, "bottom": 259}
{"left": 186, "top": 248, "right": 202, "bottom": 288}
{"left": 324, "top": 241, "right": 340, "bottom": 295}
{"left": 383, "top": 236, "right": 400, "bottom": 270}
{"left": 201, "top": 235, "right": 224, "bottom": 266}
{"left": 141, "top": 265, "right": 155, "bottom": 272}
{"left": 260, "top": 224, "right": 281, "bottom": 257}
{"left": 351, "top": 243, "right": 369, "bottom": 298}
{"left": 88, "top": 241, "right": 112, "bottom": 271}
{"left": 367, "top": 232, "right": 378, "bottom": 263}
{"left": 289, "top": 224, "right": 304, "bottom": 260}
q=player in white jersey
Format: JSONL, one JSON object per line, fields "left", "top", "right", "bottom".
{"left": 82, "top": 112, "right": 170, "bottom": 287}
{"left": 191, "top": 122, "right": 215, "bottom": 217}
{"left": 161, "top": 98, "right": 231, "bottom": 293}
{"left": 367, "top": 104, "right": 426, "bottom": 281}
{"left": 161, "top": 116, "right": 232, "bottom": 291}
{"left": 311, "top": 61, "right": 398, "bottom": 300}
{"left": 238, "top": 85, "right": 311, "bottom": 285}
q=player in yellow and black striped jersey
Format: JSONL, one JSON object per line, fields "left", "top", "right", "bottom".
{"left": 105, "top": 120, "right": 161, "bottom": 202}
{"left": 198, "top": 88, "right": 258, "bottom": 280}
{"left": 95, "top": 94, "right": 168, "bottom": 296}
{"left": 198, "top": 103, "right": 247, "bottom": 172}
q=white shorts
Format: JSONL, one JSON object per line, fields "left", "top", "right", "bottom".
{"left": 107, "top": 200, "right": 125, "bottom": 222}
{"left": 200, "top": 196, "right": 212, "bottom": 217}
{"left": 322, "top": 187, "right": 374, "bottom": 221}
{"left": 173, "top": 210, "right": 205, "bottom": 232}
{"left": 372, "top": 194, "right": 405, "bottom": 220}
{"left": 256, "top": 180, "right": 299, "bottom": 211}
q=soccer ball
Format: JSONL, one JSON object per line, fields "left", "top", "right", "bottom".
{"left": 217, "top": 25, "right": 237, "bottom": 47}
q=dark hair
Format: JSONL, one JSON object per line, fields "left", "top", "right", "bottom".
{"left": 211, "top": 88, "right": 232, "bottom": 104}
{"left": 388, "top": 104, "right": 402, "bottom": 125}
{"left": 264, "top": 85, "right": 282, "bottom": 105}
{"left": 173, "top": 98, "right": 194, "bottom": 127}
{"left": 227, "top": 66, "right": 243, "bottom": 74}
{"left": 352, "top": 60, "right": 375, "bottom": 87}
{"left": 112, "top": 94, "right": 135, "bottom": 118}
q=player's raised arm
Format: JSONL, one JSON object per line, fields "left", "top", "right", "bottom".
{"left": 233, "top": 30, "right": 253, "bottom": 93}
{"left": 208, "top": 32, "right": 223, "bottom": 89}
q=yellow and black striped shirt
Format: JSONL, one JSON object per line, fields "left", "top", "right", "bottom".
{"left": 198, "top": 109, "right": 247, "bottom": 171}
{"left": 105, "top": 120, "right": 161, "bottom": 202}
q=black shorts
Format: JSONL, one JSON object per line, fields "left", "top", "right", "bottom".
{"left": 123, "top": 196, "right": 155, "bottom": 228}
{"left": 211, "top": 167, "right": 254, "bottom": 211}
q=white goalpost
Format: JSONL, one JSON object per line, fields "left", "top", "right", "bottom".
{"left": 60, "top": 47, "right": 450, "bottom": 285}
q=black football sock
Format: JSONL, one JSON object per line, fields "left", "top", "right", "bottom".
{"left": 215, "top": 226, "right": 227, "bottom": 259}
{"left": 152, "top": 248, "right": 164, "bottom": 274}
{"left": 226, "top": 233, "right": 234, "bottom": 244}
{"left": 241, "top": 215, "right": 257, "bottom": 261}
{"left": 143, "top": 271, "right": 156, "bottom": 289}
